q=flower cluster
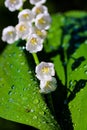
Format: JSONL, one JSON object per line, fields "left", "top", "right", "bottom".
{"left": 2, "top": 0, "right": 57, "bottom": 94}
{"left": 35, "top": 62, "right": 57, "bottom": 93}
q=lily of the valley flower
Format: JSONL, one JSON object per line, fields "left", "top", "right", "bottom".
{"left": 29, "top": 0, "right": 46, "bottom": 5}
{"left": 35, "top": 62, "right": 55, "bottom": 81}
{"left": 35, "top": 13, "right": 51, "bottom": 30}
{"left": 15, "top": 22, "right": 31, "bottom": 40}
{"left": 5, "top": 0, "right": 23, "bottom": 12}
{"left": 18, "top": 9, "right": 35, "bottom": 23}
{"left": 40, "top": 77, "right": 57, "bottom": 94}
{"left": 31, "top": 26, "right": 47, "bottom": 39}
{"left": 2, "top": 26, "right": 18, "bottom": 44}
{"left": 26, "top": 34, "right": 44, "bottom": 53}
{"left": 32, "top": 4, "right": 48, "bottom": 16}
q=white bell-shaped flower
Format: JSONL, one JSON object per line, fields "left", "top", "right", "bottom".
{"left": 29, "top": 0, "right": 46, "bottom": 5}
{"left": 18, "top": 9, "right": 35, "bottom": 23}
{"left": 40, "top": 77, "right": 57, "bottom": 94}
{"left": 35, "top": 62, "right": 55, "bottom": 81}
{"left": 35, "top": 13, "right": 51, "bottom": 30}
{"left": 5, "top": 0, "right": 23, "bottom": 12}
{"left": 2, "top": 26, "right": 18, "bottom": 44}
{"left": 15, "top": 22, "right": 31, "bottom": 40}
{"left": 32, "top": 4, "right": 48, "bottom": 16}
{"left": 31, "top": 26, "right": 47, "bottom": 39}
{"left": 26, "top": 34, "right": 44, "bottom": 53}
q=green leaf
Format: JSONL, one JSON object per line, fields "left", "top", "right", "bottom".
{"left": 44, "top": 11, "right": 87, "bottom": 129}
{"left": 0, "top": 41, "right": 60, "bottom": 130}
{"left": 65, "top": 11, "right": 87, "bottom": 130}
{"left": 68, "top": 44, "right": 87, "bottom": 130}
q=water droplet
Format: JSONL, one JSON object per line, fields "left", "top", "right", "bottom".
{"left": 19, "top": 54, "right": 22, "bottom": 57}
{"left": 17, "top": 69, "right": 21, "bottom": 73}
{"left": 8, "top": 91, "right": 12, "bottom": 95}
{"left": 78, "top": 109, "right": 80, "bottom": 112}
{"left": 84, "top": 70, "right": 87, "bottom": 74}
{"left": 21, "top": 62, "right": 25, "bottom": 65}
{"left": 39, "top": 111, "right": 44, "bottom": 115}
{"left": 42, "top": 121, "right": 46, "bottom": 124}
{"left": 9, "top": 98, "right": 14, "bottom": 103}
{"left": 84, "top": 64, "right": 87, "bottom": 69}
{"left": 85, "top": 40, "right": 87, "bottom": 44}
{"left": 33, "top": 115, "right": 37, "bottom": 119}
{"left": 23, "top": 87, "right": 27, "bottom": 91}
{"left": 12, "top": 52, "right": 16, "bottom": 57}
{"left": 81, "top": 82, "right": 85, "bottom": 87}
{"left": 34, "top": 99, "right": 39, "bottom": 104}
{"left": 30, "top": 109, "right": 34, "bottom": 113}
{"left": 10, "top": 64, "right": 13, "bottom": 68}
{"left": 75, "top": 68, "right": 77, "bottom": 71}
{"left": 9, "top": 54, "right": 12, "bottom": 57}
{"left": 74, "top": 123, "right": 77, "bottom": 127}
{"left": 79, "top": 67, "right": 82, "bottom": 70}
{"left": 64, "top": 100, "right": 68, "bottom": 104}
{"left": 25, "top": 108, "right": 30, "bottom": 113}
{"left": 28, "top": 84, "right": 31, "bottom": 87}
{"left": 28, "top": 71, "right": 32, "bottom": 74}
{"left": 43, "top": 106, "right": 46, "bottom": 110}
{"left": 1, "top": 97, "right": 4, "bottom": 101}
{"left": 11, "top": 85, "right": 15, "bottom": 89}
{"left": 22, "top": 46, "right": 26, "bottom": 50}
{"left": 16, "top": 115, "right": 19, "bottom": 119}
{"left": 69, "top": 80, "right": 73, "bottom": 87}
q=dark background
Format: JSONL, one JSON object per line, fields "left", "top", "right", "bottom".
{"left": 0, "top": 0, "right": 87, "bottom": 41}
{"left": 0, "top": 0, "right": 87, "bottom": 129}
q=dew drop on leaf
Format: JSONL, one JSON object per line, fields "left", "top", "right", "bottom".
{"left": 78, "top": 109, "right": 81, "bottom": 112}
{"left": 22, "top": 46, "right": 26, "bottom": 50}
{"left": 19, "top": 53, "right": 22, "bottom": 57}
{"left": 39, "top": 111, "right": 44, "bottom": 115}
{"left": 84, "top": 70, "right": 87, "bottom": 74}
{"left": 69, "top": 80, "right": 73, "bottom": 87}
{"left": 23, "top": 87, "right": 27, "bottom": 91}
{"left": 34, "top": 99, "right": 39, "bottom": 104}
{"left": 8, "top": 90, "right": 12, "bottom": 95}
{"left": 33, "top": 115, "right": 38, "bottom": 119}
{"left": 21, "top": 62, "right": 25, "bottom": 65}
{"left": 28, "top": 70, "right": 32, "bottom": 74}
{"left": 17, "top": 69, "right": 21, "bottom": 73}
{"left": 11, "top": 85, "right": 15, "bottom": 89}
{"left": 9, "top": 98, "right": 14, "bottom": 103}
{"left": 30, "top": 109, "right": 34, "bottom": 113}
{"left": 84, "top": 64, "right": 87, "bottom": 69}
{"left": 10, "top": 64, "right": 13, "bottom": 68}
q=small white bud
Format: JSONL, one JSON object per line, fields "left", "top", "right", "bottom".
{"left": 40, "top": 77, "right": 57, "bottom": 94}
{"left": 2, "top": 26, "right": 18, "bottom": 44}
{"left": 18, "top": 9, "right": 35, "bottom": 23}
{"left": 29, "top": 0, "right": 46, "bottom": 5}
{"left": 35, "top": 62, "right": 55, "bottom": 81}
{"left": 35, "top": 13, "right": 51, "bottom": 30}
{"left": 32, "top": 4, "right": 48, "bottom": 16}
{"left": 15, "top": 22, "right": 32, "bottom": 40}
{"left": 5, "top": 0, "right": 23, "bottom": 12}
{"left": 26, "top": 34, "right": 44, "bottom": 53}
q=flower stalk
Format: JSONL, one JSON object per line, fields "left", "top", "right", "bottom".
{"left": 32, "top": 53, "right": 39, "bottom": 65}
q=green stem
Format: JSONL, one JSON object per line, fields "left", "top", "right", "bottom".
{"left": 32, "top": 53, "right": 55, "bottom": 118}
{"left": 19, "top": 7, "right": 23, "bottom": 11}
{"left": 32, "top": 53, "right": 39, "bottom": 65}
